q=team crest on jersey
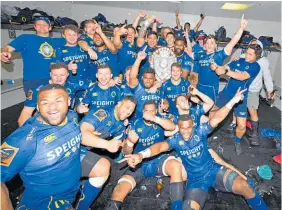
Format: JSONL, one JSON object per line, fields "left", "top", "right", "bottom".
{"left": 26, "top": 90, "right": 33, "bottom": 100}
{"left": 137, "top": 128, "right": 142, "bottom": 133}
{"left": 167, "top": 87, "right": 171, "bottom": 91}
{"left": 92, "top": 92, "right": 98, "bottom": 96}
{"left": 111, "top": 91, "right": 116, "bottom": 97}
{"left": 62, "top": 49, "right": 68, "bottom": 53}
{"left": 178, "top": 59, "right": 182, "bottom": 64}
{"left": 191, "top": 115, "right": 195, "bottom": 121}
{"left": 44, "top": 133, "right": 57, "bottom": 143}
{"left": 73, "top": 118, "right": 79, "bottom": 126}
{"left": 121, "top": 85, "right": 125, "bottom": 89}
{"left": 179, "top": 140, "right": 185, "bottom": 145}
{"left": 39, "top": 42, "right": 54, "bottom": 58}
{"left": 107, "top": 121, "right": 112, "bottom": 126}
{"left": 245, "top": 66, "right": 249, "bottom": 70}
{"left": 182, "top": 86, "right": 186, "bottom": 91}
{"left": 194, "top": 135, "right": 200, "bottom": 142}
{"left": 94, "top": 109, "right": 107, "bottom": 121}
{"left": 153, "top": 124, "right": 158, "bottom": 130}
{"left": 1, "top": 142, "right": 19, "bottom": 166}
{"left": 90, "top": 41, "right": 94, "bottom": 44}
{"left": 66, "top": 88, "right": 71, "bottom": 95}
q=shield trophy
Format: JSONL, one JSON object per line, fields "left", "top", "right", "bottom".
{"left": 150, "top": 47, "right": 177, "bottom": 81}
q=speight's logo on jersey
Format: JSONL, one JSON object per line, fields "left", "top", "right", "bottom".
{"left": 1, "top": 142, "right": 19, "bottom": 166}
{"left": 39, "top": 42, "right": 54, "bottom": 58}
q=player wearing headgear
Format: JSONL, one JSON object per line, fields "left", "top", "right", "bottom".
{"left": 122, "top": 88, "right": 267, "bottom": 210}
{"left": 185, "top": 15, "right": 248, "bottom": 104}
{"left": 1, "top": 17, "right": 65, "bottom": 94}
{"left": 17, "top": 62, "right": 90, "bottom": 126}
{"left": 1, "top": 84, "right": 82, "bottom": 210}
{"left": 213, "top": 44, "right": 262, "bottom": 155}
{"left": 78, "top": 64, "right": 121, "bottom": 112}
{"left": 106, "top": 101, "right": 186, "bottom": 210}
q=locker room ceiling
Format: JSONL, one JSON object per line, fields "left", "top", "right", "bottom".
{"left": 72, "top": 1, "right": 281, "bottom": 22}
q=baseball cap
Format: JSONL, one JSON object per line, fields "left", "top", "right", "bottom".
{"left": 197, "top": 32, "right": 206, "bottom": 40}
{"left": 35, "top": 16, "right": 51, "bottom": 25}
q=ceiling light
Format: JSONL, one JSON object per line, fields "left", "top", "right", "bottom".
{"left": 167, "top": 1, "right": 183, "bottom": 4}
{"left": 221, "top": 3, "right": 250, "bottom": 10}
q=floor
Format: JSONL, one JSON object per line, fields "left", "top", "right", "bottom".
{"left": 1, "top": 99, "right": 281, "bottom": 210}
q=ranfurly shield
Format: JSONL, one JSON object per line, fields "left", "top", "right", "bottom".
{"left": 150, "top": 47, "right": 176, "bottom": 81}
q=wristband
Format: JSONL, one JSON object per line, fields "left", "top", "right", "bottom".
{"left": 126, "top": 140, "right": 134, "bottom": 147}
{"left": 225, "top": 96, "right": 241, "bottom": 109}
{"left": 139, "top": 148, "right": 151, "bottom": 159}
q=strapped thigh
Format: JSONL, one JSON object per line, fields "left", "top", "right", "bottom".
{"left": 183, "top": 188, "right": 208, "bottom": 210}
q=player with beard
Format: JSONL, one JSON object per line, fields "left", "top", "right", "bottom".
{"left": 106, "top": 101, "right": 185, "bottom": 210}
{"left": 78, "top": 65, "right": 121, "bottom": 112}
{"left": 121, "top": 88, "right": 267, "bottom": 210}
{"left": 174, "top": 37, "right": 193, "bottom": 80}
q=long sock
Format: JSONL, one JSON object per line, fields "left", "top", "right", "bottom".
{"left": 246, "top": 192, "right": 268, "bottom": 210}
{"left": 234, "top": 136, "right": 241, "bottom": 143}
{"left": 76, "top": 180, "right": 102, "bottom": 210}
{"left": 170, "top": 182, "right": 184, "bottom": 210}
{"left": 251, "top": 120, "right": 259, "bottom": 134}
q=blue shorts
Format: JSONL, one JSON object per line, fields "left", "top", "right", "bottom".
{"left": 124, "top": 154, "right": 174, "bottom": 184}
{"left": 16, "top": 196, "right": 75, "bottom": 210}
{"left": 197, "top": 83, "right": 218, "bottom": 103}
{"left": 186, "top": 163, "right": 221, "bottom": 192}
{"left": 216, "top": 91, "right": 248, "bottom": 118}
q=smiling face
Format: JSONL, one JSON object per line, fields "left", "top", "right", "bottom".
{"left": 96, "top": 67, "right": 113, "bottom": 86}
{"left": 37, "top": 89, "right": 69, "bottom": 125}
{"left": 116, "top": 99, "right": 136, "bottom": 120}
{"left": 166, "top": 33, "right": 175, "bottom": 47}
{"left": 147, "top": 34, "right": 158, "bottom": 48}
{"left": 126, "top": 28, "right": 135, "bottom": 43}
{"left": 34, "top": 20, "right": 51, "bottom": 36}
{"left": 142, "top": 73, "right": 155, "bottom": 88}
{"left": 171, "top": 65, "right": 182, "bottom": 81}
{"left": 178, "top": 119, "right": 194, "bottom": 140}
{"left": 63, "top": 29, "right": 79, "bottom": 46}
{"left": 50, "top": 67, "right": 69, "bottom": 86}
{"left": 176, "top": 95, "right": 190, "bottom": 111}
{"left": 204, "top": 38, "right": 217, "bottom": 54}
{"left": 174, "top": 40, "right": 185, "bottom": 55}
{"left": 245, "top": 48, "right": 257, "bottom": 63}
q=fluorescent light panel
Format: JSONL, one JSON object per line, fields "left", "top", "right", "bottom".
{"left": 221, "top": 3, "right": 250, "bottom": 10}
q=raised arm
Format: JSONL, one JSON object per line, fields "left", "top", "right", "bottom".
{"left": 1, "top": 45, "right": 15, "bottom": 62}
{"left": 193, "top": 14, "right": 205, "bottom": 32}
{"left": 78, "top": 40, "right": 98, "bottom": 60}
{"left": 137, "top": 15, "right": 156, "bottom": 47}
{"left": 175, "top": 11, "right": 181, "bottom": 30}
{"left": 129, "top": 49, "right": 147, "bottom": 88}
{"left": 132, "top": 11, "right": 146, "bottom": 29}
{"left": 224, "top": 14, "right": 248, "bottom": 55}
{"left": 184, "top": 31, "right": 194, "bottom": 58}
{"left": 189, "top": 86, "right": 214, "bottom": 112}
{"left": 143, "top": 111, "right": 176, "bottom": 131}
{"left": 113, "top": 25, "right": 128, "bottom": 49}
{"left": 209, "top": 88, "right": 246, "bottom": 128}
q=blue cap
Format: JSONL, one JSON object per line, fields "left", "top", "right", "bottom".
{"left": 35, "top": 17, "right": 51, "bottom": 25}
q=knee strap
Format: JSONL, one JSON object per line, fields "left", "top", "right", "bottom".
{"left": 89, "top": 176, "right": 109, "bottom": 188}
{"left": 117, "top": 178, "right": 135, "bottom": 192}
{"left": 182, "top": 199, "right": 196, "bottom": 210}
{"left": 225, "top": 171, "right": 239, "bottom": 192}
{"left": 169, "top": 182, "right": 184, "bottom": 202}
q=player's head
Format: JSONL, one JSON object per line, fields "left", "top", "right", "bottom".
{"left": 143, "top": 100, "right": 157, "bottom": 122}
{"left": 184, "top": 22, "right": 191, "bottom": 31}
{"left": 171, "top": 63, "right": 182, "bottom": 81}
{"left": 147, "top": 31, "right": 158, "bottom": 48}
{"left": 174, "top": 37, "right": 185, "bottom": 56}
{"left": 84, "top": 20, "right": 96, "bottom": 36}
{"left": 96, "top": 64, "right": 113, "bottom": 86}
{"left": 126, "top": 25, "right": 136, "bottom": 43}
{"left": 245, "top": 44, "right": 262, "bottom": 62}
{"left": 50, "top": 62, "right": 69, "bottom": 86}
{"left": 93, "top": 33, "right": 105, "bottom": 47}
{"left": 37, "top": 84, "right": 69, "bottom": 126}
{"left": 34, "top": 17, "right": 52, "bottom": 35}
{"left": 197, "top": 32, "right": 206, "bottom": 46}
{"left": 142, "top": 68, "right": 156, "bottom": 89}
{"left": 116, "top": 96, "right": 137, "bottom": 120}
{"left": 161, "top": 27, "right": 173, "bottom": 38}
{"left": 166, "top": 32, "right": 175, "bottom": 47}
{"left": 62, "top": 25, "right": 80, "bottom": 46}
{"left": 178, "top": 114, "right": 194, "bottom": 140}
{"left": 175, "top": 95, "right": 190, "bottom": 111}
{"left": 204, "top": 35, "right": 217, "bottom": 54}
{"left": 125, "top": 66, "right": 132, "bottom": 83}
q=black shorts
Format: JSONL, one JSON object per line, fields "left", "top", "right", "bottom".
{"left": 80, "top": 151, "right": 102, "bottom": 178}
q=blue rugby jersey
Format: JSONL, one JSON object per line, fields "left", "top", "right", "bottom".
{"left": 166, "top": 122, "right": 215, "bottom": 180}
{"left": 81, "top": 82, "right": 121, "bottom": 110}
{"left": 1, "top": 110, "right": 81, "bottom": 207}
{"left": 223, "top": 58, "right": 260, "bottom": 97}
{"left": 176, "top": 52, "right": 193, "bottom": 72}
{"left": 9, "top": 34, "right": 65, "bottom": 81}
{"left": 118, "top": 39, "right": 138, "bottom": 75}
{"left": 160, "top": 78, "right": 190, "bottom": 115}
